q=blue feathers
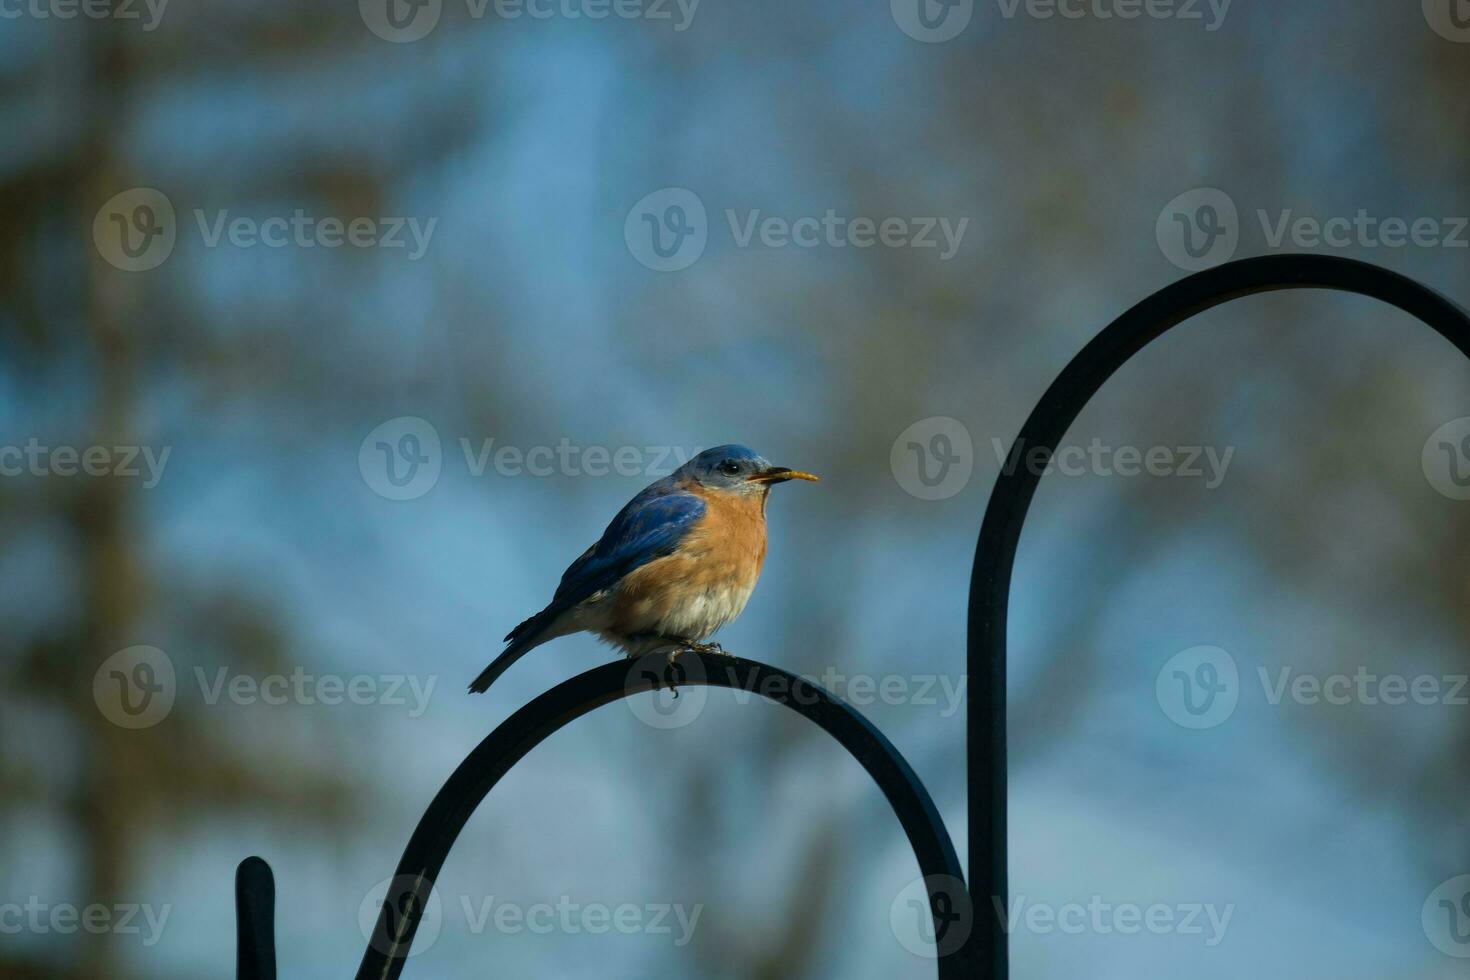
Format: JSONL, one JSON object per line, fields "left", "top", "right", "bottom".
{"left": 549, "top": 483, "right": 705, "bottom": 608}
{"left": 468, "top": 482, "right": 706, "bottom": 693}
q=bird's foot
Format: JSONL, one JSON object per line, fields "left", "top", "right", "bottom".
{"left": 659, "top": 639, "right": 724, "bottom": 694}
{"left": 629, "top": 637, "right": 720, "bottom": 698}
{"left": 633, "top": 639, "right": 693, "bottom": 697}
{"left": 663, "top": 645, "right": 689, "bottom": 698}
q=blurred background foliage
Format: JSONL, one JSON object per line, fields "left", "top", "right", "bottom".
{"left": 1, "top": 1, "right": 1469, "bottom": 978}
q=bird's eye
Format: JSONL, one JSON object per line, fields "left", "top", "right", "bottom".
{"left": 719, "top": 460, "right": 741, "bottom": 476}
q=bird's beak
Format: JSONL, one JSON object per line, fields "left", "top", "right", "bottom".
{"left": 752, "top": 466, "right": 820, "bottom": 485}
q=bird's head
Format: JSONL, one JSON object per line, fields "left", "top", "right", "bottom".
{"left": 678, "top": 444, "right": 819, "bottom": 496}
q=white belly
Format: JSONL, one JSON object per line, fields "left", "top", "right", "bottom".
{"left": 567, "top": 579, "right": 757, "bottom": 655}
{"left": 649, "top": 581, "right": 755, "bottom": 641}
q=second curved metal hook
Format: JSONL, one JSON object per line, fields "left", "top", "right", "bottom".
{"left": 967, "top": 253, "right": 1470, "bottom": 979}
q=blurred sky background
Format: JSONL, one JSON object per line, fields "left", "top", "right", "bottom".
{"left": 3, "top": 1, "right": 1470, "bottom": 978}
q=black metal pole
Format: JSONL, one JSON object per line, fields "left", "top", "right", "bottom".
{"left": 968, "top": 253, "right": 1470, "bottom": 979}
{"left": 236, "top": 855, "right": 277, "bottom": 980}
{"left": 236, "top": 652, "right": 974, "bottom": 978}
{"left": 356, "top": 653, "right": 972, "bottom": 979}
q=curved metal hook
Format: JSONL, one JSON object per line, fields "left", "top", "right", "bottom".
{"left": 237, "top": 653, "right": 975, "bottom": 979}
{"left": 967, "top": 253, "right": 1470, "bottom": 978}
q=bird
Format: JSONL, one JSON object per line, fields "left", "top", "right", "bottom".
{"left": 468, "top": 444, "right": 818, "bottom": 693}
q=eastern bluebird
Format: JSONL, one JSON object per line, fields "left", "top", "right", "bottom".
{"left": 468, "top": 445, "right": 818, "bottom": 693}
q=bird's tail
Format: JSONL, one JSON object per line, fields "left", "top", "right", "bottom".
{"left": 468, "top": 608, "right": 558, "bottom": 694}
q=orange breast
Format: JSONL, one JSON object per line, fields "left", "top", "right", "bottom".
{"left": 608, "top": 487, "right": 769, "bottom": 639}
{"left": 683, "top": 486, "right": 769, "bottom": 577}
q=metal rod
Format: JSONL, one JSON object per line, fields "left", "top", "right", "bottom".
{"left": 337, "top": 652, "right": 974, "bottom": 979}
{"left": 235, "top": 855, "right": 277, "bottom": 980}
{"left": 968, "top": 253, "right": 1470, "bottom": 979}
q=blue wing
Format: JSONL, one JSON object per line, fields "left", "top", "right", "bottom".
{"left": 469, "top": 483, "right": 705, "bottom": 693}
{"left": 550, "top": 483, "right": 705, "bottom": 608}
